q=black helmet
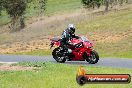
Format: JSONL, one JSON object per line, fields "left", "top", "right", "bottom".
{"left": 68, "top": 24, "right": 75, "bottom": 34}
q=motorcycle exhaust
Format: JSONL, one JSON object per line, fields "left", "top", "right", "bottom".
{"left": 50, "top": 42, "right": 54, "bottom": 49}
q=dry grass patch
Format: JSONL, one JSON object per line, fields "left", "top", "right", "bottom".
{"left": 89, "top": 29, "right": 132, "bottom": 43}
{"left": 0, "top": 63, "right": 38, "bottom": 71}
{"left": 0, "top": 38, "right": 50, "bottom": 54}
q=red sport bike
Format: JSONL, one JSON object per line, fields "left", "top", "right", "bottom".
{"left": 50, "top": 36, "right": 99, "bottom": 64}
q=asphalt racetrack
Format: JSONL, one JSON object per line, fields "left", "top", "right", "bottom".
{"left": 0, "top": 55, "right": 132, "bottom": 69}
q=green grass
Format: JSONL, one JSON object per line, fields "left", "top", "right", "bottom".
{"left": 94, "top": 34, "right": 132, "bottom": 58}
{"left": 0, "top": 0, "right": 82, "bottom": 25}
{"left": 0, "top": 63, "right": 3, "bottom": 66}
{"left": 46, "top": 0, "right": 81, "bottom": 15}
{"left": 100, "top": 51, "right": 132, "bottom": 58}
{"left": 0, "top": 10, "right": 11, "bottom": 26}
{"left": 0, "top": 34, "right": 13, "bottom": 44}
{"left": 76, "top": 9, "right": 132, "bottom": 58}
{"left": 0, "top": 62, "right": 132, "bottom": 88}
{"left": 14, "top": 50, "right": 51, "bottom": 56}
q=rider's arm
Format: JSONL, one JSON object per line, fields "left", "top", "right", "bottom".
{"left": 72, "top": 34, "right": 80, "bottom": 39}
{"left": 68, "top": 40, "right": 74, "bottom": 46}
{"left": 75, "top": 35, "right": 80, "bottom": 39}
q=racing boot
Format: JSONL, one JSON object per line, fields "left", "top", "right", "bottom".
{"left": 66, "top": 49, "right": 72, "bottom": 61}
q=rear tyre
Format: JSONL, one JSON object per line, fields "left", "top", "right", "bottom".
{"left": 85, "top": 50, "right": 99, "bottom": 64}
{"left": 52, "top": 47, "right": 66, "bottom": 63}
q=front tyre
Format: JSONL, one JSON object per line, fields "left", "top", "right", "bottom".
{"left": 85, "top": 50, "right": 99, "bottom": 64}
{"left": 52, "top": 47, "right": 66, "bottom": 63}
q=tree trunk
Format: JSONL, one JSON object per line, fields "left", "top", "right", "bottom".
{"left": 119, "top": 0, "right": 123, "bottom": 5}
{"left": 9, "top": 16, "right": 25, "bottom": 32}
{"left": 20, "top": 16, "right": 25, "bottom": 29}
{"left": 125, "top": 0, "right": 128, "bottom": 3}
{"left": 105, "top": 0, "right": 109, "bottom": 12}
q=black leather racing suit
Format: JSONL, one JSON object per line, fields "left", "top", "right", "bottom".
{"left": 60, "top": 28, "right": 79, "bottom": 53}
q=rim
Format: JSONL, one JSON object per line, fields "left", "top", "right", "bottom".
{"left": 55, "top": 49, "right": 64, "bottom": 62}
{"left": 91, "top": 53, "right": 96, "bottom": 61}
{"left": 89, "top": 52, "right": 96, "bottom": 63}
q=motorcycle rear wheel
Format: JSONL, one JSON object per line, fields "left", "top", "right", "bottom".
{"left": 52, "top": 47, "right": 66, "bottom": 63}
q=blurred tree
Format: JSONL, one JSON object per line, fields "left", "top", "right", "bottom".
{"left": 39, "top": 0, "right": 47, "bottom": 15}
{"left": 82, "top": 0, "right": 129, "bottom": 12}
{"left": 119, "top": 0, "right": 124, "bottom": 5}
{"left": 2, "top": 0, "right": 27, "bottom": 31}
{"left": 0, "top": 0, "right": 47, "bottom": 31}
{"left": 82, "top": 0, "right": 102, "bottom": 9}
{"left": 0, "top": 0, "right": 3, "bottom": 16}
{"left": 105, "top": 0, "right": 109, "bottom": 12}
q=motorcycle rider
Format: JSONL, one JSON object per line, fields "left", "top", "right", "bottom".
{"left": 60, "top": 24, "right": 79, "bottom": 55}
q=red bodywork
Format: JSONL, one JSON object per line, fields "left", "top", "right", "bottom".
{"left": 50, "top": 37, "right": 93, "bottom": 61}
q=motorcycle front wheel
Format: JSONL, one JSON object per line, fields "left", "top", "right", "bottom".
{"left": 52, "top": 47, "right": 66, "bottom": 63}
{"left": 85, "top": 50, "right": 99, "bottom": 64}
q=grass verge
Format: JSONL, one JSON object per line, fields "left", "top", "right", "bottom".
{"left": 14, "top": 50, "right": 52, "bottom": 56}
{"left": 100, "top": 51, "right": 132, "bottom": 58}
{"left": 0, "top": 62, "right": 132, "bottom": 88}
